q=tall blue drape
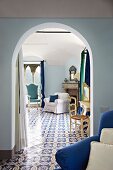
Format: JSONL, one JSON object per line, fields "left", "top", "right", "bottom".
{"left": 85, "top": 50, "right": 90, "bottom": 116}
{"left": 41, "top": 60, "right": 45, "bottom": 108}
{"left": 85, "top": 50, "right": 90, "bottom": 87}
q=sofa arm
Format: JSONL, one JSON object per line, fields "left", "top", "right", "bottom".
{"left": 55, "top": 135, "right": 100, "bottom": 170}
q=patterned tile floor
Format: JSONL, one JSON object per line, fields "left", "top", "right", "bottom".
{"left": 0, "top": 108, "right": 87, "bottom": 170}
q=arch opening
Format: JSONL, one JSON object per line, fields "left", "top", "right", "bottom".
{"left": 12, "top": 22, "right": 93, "bottom": 146}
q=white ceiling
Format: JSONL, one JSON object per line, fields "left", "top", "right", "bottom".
{"left": 22, "top": 28, "right": 85, "bottom": 65}
{"left": 0, "top": 0, "right": 113, "bottom": 17}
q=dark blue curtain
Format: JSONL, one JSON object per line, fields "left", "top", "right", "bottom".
{"left": 85, "top": 50, "right": 90, "bottom": 87}
{"left": 85, "top": 50, "right": 90, "bottom": 116}
{"left": 41, "top": 60, "right": 45, "bottom": 108}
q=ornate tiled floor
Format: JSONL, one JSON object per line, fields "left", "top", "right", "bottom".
{"left": 0, "top": 108, "right": 87, "bottom": 170}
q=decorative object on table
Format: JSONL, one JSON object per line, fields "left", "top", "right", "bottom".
{"left": 74, "top": 72, "right": 80, "bottom": 81}
{"left": 64, "top": 78, "right": 68, "bottom": 83}
{"left": 74, "top": 78, "right": 78, "bottom": 82}
{"left": 69, "top": 65, "right": 77, "bottom": 81}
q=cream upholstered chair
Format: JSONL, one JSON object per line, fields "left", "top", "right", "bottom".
{"left": 44, "top": 92, "right": 69, "bottom": 114}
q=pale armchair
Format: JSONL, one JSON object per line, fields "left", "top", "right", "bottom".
{"left": 44, "top": 92, "right": 69, "bottom": 114}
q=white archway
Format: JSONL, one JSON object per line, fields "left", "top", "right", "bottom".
{"left": 12, "top": 22, "right": 93, "bottom": 135}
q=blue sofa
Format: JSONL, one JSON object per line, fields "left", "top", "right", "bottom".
{"left": 55, "top": 110, "right": 113, "bottom": 170}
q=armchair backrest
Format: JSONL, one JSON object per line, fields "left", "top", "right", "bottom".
{"left": 55, "top": 92, "right": 69, "bottom": 100}
{"left": 98, "top": 110, "right": 113, "bottom": 136}
{"left": 26, "top": 84, "right": 38, "bottom": 99}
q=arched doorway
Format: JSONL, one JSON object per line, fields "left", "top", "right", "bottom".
{"left": 12, "top": 22, "right": 93, "bottom": 138}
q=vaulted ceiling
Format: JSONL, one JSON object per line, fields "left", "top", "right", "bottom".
{"left": 22, "top": 28, "right": 85, "bottom": 65}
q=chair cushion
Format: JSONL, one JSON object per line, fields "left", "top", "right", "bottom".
{"left": 30, "top": 98, "right": 40, "bottom": 103}
{"left": 86, "top": 141, "right": 113, "bottom": 170}
{"left": 100, "top": 128, "right": 113, "bottom": 145}
{"left": 49, "top": 95, "right": 58, "bottom": 102}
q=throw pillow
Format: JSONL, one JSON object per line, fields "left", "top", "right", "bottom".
{"left": 49, "top": 95, "right": 58, "bottom": 102}
{"left": 86, "top": 141, "right": 113, "bottom": 170}
{"left": 100, "top": 128, "right": 113, "bottom": 145}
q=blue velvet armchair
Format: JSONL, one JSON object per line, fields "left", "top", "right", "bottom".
{"left": 55, "top": 110, "right": 113, "bottom": 170}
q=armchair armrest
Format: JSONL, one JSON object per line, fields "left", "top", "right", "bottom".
{"left": 26, "top": 95, "right": 30, "bottom": 103}
{"left": 44, "top": 97, "right": 50, "bottom": 103}
{"left": 27, "top": 95, "right": 31, "bottom": 100}
{"left": 55, "top": 135, "right": 100, "bottom": 170}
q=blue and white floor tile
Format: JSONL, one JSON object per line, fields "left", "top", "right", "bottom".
{"left": 0, "top": 108, "right": 87, "bottom": 170}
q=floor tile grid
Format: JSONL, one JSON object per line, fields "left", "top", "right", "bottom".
{"left": 28, "top": 111, "right": 59, "bottom": 169}
{"left": 39, "top": 112, "right": 59, "bottom": 169}
{"left": 0, "top": 109, "right": 87, "bottom": 170}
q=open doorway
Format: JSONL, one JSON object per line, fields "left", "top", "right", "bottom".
{"left": 24, "top": 62, "right": 41, "bottom": 110}
{"left": 13, "top": 23, "right": 93, "bottom": 169}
